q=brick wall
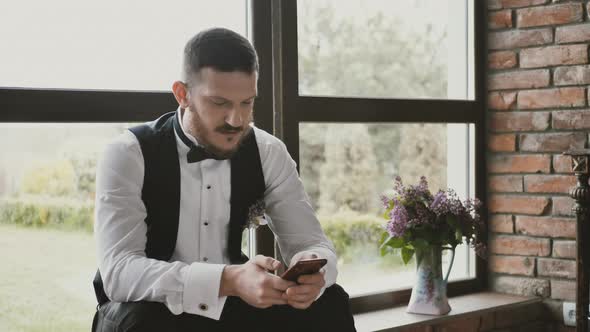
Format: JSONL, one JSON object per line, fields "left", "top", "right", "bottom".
{"left": 486, "top": 0, "right": 587, "bottom": 329}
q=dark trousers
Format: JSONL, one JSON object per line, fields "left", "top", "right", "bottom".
{"left": 92, "top": 283, "right": 356, "bottom": 332}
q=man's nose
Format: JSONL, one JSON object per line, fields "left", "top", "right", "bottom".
{"left": 226, "top": 108, "right": 243, "bottom": 127}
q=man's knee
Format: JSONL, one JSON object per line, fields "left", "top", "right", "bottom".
{"left": 319, "top": 283, "right": 351, "bottom": 307}
{"left": 94, "top": 301, "right": 176, "bottom": 332}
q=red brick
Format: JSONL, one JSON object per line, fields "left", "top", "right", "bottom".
{"left": 489, "top": 175, "right": 523, "bottom": 192}
{"left": 556, "top": 23, "right": 590, "bottom": 43}
{"left": 553, "top": 155, "right": 573, "bottom": 173}
{"left": 489, "top": 28, "right": 553, "bottom": 50}
{"left": 520, "top": 132, "right": 586, "bottom": 152}
{"left": 490, "top": 255, "right": 535, "bottom": 275}
{"left": 489, "top": 10, "right": 513, "bottom": 29}
{"left": 489, "top": 195, "right": 550, "bottom": 215}
{"left": 524, "top": 175, "right": 577, "bottom": 194}
{"left": 490, "top": 214, "right": 514, "bottom": 233}
{"left": 488, "top": 134, "right": 516, "bottom": 152}
{"left": 553, "top": 196, "right": 574, "bottom": 216}
{"left": 490, "top": 235, "right": 551, "bottom": 256}
{"left": 553, "top": 240, "right": 576, "bottom": 258}
{"left": 488, "top": 51, "right": 518, "bottom": 70}
{"left": 491, "top": 275, "right": 550, "bottom": 297}
{"left": 538, "top": 258, "right": 576, "bottom": 278}
{"left": 555, "top": 65, "right": 590, "bottom": 85}
{"left": 552, "top": 279, "right": 576, "bottom": 301}
{"left": 488, "top": 0, "right": 503, "bottom": 10}
{"left": 515, "top": 215, "right": 576, "bottom": 238}
{"left": 496, "top": 0, "right": 549, "bottom": 9}
{"left": 553, "top": 110, "right": 590, "bottom": 129}
{"left": 488, "top": 154, "right": 551, "bottom": 173}
{"left": 490, "top": 112, "right": 550, "bottom": 132}
{"left": 518, "top": 87, "right": 586, "bottom": 109}
{"left": 488, "top": 91, "right": 517, "bottom": 110}
{"left": 494, "top": 303, "right": 549, "bottom": 330}
{"left": 488, "top": 70, "right": 550, "bottom": 90}
{"left": 517, "top": 3, "right": 583, "bottom": 28}
{"left": 521, "top": 45, "right": 588, "bottom": 69}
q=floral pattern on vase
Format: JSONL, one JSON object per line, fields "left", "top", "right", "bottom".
{"left": 406, "top": 244, "right": 453, "bottom": 315}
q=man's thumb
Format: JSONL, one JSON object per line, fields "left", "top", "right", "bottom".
{"left": 254, "top": 255, "right": 281, "bottom": 271}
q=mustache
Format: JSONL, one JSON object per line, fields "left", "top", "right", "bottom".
{"left": 216, "top": 124, "right": 245, "bottom": 133}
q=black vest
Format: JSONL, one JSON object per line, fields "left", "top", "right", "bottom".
{"left": 93, "top": 111, "right": 266, "bottom": 306}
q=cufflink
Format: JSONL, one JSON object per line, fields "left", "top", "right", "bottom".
{"left": 199, "top": 303, "right": 208, "bottom": 311}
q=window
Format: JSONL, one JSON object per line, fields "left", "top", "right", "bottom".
{"left": 273, "top": 0, "right": 486, "bottom": 312}
{"left": 0, "top": 1, "right": 486, "bottom": 327}
{"left": 299, "top": 122, "right": 476, "bottom": 297}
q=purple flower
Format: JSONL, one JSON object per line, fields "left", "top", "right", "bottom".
{"left": 386, "top": 205, "right": 409, "bottom": 237}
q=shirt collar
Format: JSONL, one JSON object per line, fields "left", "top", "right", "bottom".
{"left": 174, "top": 107, "right": 201, "bottom": 149}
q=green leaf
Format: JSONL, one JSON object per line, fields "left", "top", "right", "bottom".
{"left": 401, "top": 246, "right": 415, "bottom": 264}
{"left": 386, "top": 237, "right": 404, "bottom": 249}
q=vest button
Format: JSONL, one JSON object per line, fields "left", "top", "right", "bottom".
{"left": 203, "top": 257, "right": 208, "bottom": 262}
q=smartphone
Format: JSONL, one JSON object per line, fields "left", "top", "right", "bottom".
{"left": 280, "top": 258, "right": 327, "bottom": 282}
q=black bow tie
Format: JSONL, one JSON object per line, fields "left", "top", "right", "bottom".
{"left": 187, "top": 145, "right": 224, "bottom": 163}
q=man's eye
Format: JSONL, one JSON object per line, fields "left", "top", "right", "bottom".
{"left": 242, "top": 100, "right": 253, "bottom": 105}
{"left": 212, "top": 100, "right": 227, "bottom": 106}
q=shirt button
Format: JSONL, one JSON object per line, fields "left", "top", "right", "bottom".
{"left": 204, "top": 221, "right": 209, "bottom": 226}
{"left": 206, "top": 185, "right": 211, "bottom": 189}
{"left": 203, "top": 257, "right": 208, "bottom": 262}
{"left": 199, "top": 303, "right": 208, "bottom": 311}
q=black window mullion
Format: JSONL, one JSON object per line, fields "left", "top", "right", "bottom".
{"left": 0, "top": 88, "right": 174, "bottom": 122}
{"left": 295, "top": 96, "right": 481, "bottom": 123}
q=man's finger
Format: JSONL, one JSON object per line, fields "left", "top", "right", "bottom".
{"left": 262, "top": 288, "right": 289, "bottom": 301}
{"left": 297, "top": 272, "right": 325, "bottom": 285}
{"left": 285, "top": 293, "right": 314, "bottom": 302}
{"left": 288, "top": 300, "right": 313, "bottom": 310}
{"left": 254, "top": 255, "right": 281, "bottom": 271}
{"left": 286, "top": 284, "right": 316, "bottom": 296}
{"left": 269, "top": 274, "right": 297, "bottom": 291}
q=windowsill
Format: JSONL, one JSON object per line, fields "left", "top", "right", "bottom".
{"left": 353, "top": 292, "right": 542, "bottom": 332}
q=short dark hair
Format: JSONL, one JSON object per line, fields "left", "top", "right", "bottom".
{"left": 182, "top": 28, "right": 259, "bottom": 82}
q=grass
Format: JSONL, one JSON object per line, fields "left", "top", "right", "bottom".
{"left": 0, "top": 224, "right": 97, "bottom": 332}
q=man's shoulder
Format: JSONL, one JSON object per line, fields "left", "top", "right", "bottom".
{"left": 252, "top": 126, "right": 288, "bottom": 156}
{"left": 101, "top": 129, "right": 143, "bottom": 164}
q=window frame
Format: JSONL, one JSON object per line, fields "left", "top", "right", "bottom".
{"left": 0, "top": 0, "right": 487, "bottom": 315}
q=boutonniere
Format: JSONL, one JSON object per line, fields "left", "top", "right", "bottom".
{"left": 245, "top": 199, "right": 267, "bottom": 229}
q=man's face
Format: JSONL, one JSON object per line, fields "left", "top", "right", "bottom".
{"left": 185, "top": 67, "right": 257, "bottom": 158}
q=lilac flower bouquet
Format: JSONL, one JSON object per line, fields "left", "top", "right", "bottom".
{"left": 379, "top": 176, "right": 486, "bottom": 264}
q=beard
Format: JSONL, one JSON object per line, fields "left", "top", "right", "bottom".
{"left": 184, "top": 103, "right": 252, "bottom": 160}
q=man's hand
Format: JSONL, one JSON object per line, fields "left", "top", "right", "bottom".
{"left": 220, "top": 255, "right": 296, "bottom": 309}
{"left": 283, "top": 252, "right": 326, "bottom": 309}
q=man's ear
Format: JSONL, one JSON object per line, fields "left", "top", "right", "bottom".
{"left": 172, "top": 81, "right": 190, "bottom": 108}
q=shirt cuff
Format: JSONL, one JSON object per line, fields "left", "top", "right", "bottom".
{"left": 182, "top": 262, "right": 228, "bottom": 320}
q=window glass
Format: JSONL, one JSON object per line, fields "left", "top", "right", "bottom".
{"left": 0, "top": 0, "right": 248, "bottom": 91}
{"left": 297, "top": 0, "right": 474, "bottom": 100}
{"left": 298, "top": 122, "right": 476, "bottom": 296}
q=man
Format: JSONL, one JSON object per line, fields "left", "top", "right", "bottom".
{"left": 92, "top": 28, "right": 356, "bottom": 331}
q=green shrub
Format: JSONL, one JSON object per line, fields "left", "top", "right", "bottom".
{"left": 21, "top": 160, "right": 77, "bottom": 197}
{"left": 319, "top": 211, "right": 404, "bottom": 267}
{"left": 0, "top": 196, "right": 94, "bottom": 232}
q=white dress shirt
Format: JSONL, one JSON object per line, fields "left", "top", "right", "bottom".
{"left": 94, "top": 109, "right": 338, "bottom": 320}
